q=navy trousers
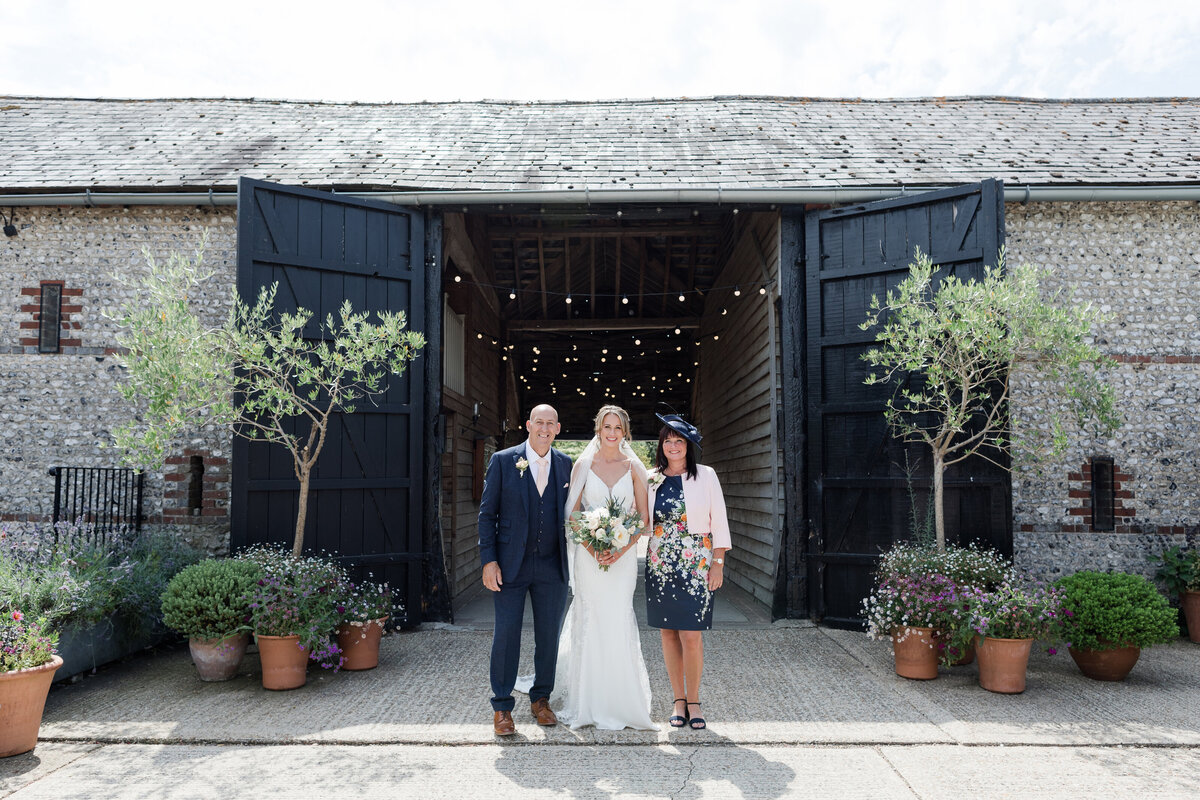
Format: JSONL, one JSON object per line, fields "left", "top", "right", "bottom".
{"left": 489, "top": 551, "right": 568, "bottom": 711}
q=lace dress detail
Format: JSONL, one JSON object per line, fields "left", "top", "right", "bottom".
{"left": 553, "top": 469, "right": 656, "bottom": 730}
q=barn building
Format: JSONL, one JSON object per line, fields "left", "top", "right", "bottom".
{"left": 1, "top": 95, "right": 1197, "bottom": 626}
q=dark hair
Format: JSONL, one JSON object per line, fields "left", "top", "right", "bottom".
{"left": 656, "top": 425, "right": 698, "bottom": 479}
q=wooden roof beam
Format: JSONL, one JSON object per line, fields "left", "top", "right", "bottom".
{"left": 507, "top": 317, "right": 701, "bottom": 332}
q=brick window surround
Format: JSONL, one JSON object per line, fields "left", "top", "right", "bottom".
{"left": 162, "top": 449, "right": 230, "bottom": 524}
{"left": 1067, "top": 460, "right": 1136, "bottom": 533}
{"left": 19, "top": 282, "right": 83, "bottom": 351}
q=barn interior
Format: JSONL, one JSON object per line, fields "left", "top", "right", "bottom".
{"left": 437, "top": 203, "right": 784, "bottom": 612}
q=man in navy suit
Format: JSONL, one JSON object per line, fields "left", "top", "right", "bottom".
{"left": 479, "top": 403, "right": 572, "bottom": 736}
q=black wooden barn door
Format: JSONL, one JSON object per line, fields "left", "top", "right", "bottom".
{"left": 232, "top": 177, "right": 433, "bottom": 625}
{"left": 804, "top": 180, "right": 1010, "bottom": 627}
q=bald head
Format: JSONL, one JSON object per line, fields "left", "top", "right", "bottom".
{"left": 525, "top": 404, "right": 561, "bottom": 456}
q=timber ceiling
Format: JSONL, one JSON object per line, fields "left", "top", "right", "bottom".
{"left": 472, "top": 205, "right": 736, "bottom": 438}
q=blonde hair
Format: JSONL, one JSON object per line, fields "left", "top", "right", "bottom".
{"left": 592, "top": 404, "right": 632, "bottom": 442}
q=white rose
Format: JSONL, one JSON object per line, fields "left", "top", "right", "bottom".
{"left": 613, "top": 525, "right": 631, "bottom": 549}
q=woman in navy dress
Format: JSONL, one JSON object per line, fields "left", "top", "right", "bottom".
{"left": 645, "top": 413, "right": 731, "bottom": 729}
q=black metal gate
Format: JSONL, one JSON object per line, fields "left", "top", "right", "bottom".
{"left": 232, "top": 178, "right": 436, "bottom": 625}
{"left": 803, "top": 180, "right": 1011, "bottom": 627}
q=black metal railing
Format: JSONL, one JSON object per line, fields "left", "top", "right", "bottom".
{"left": 49, "top": 466, "right": 144, "bottom": 538}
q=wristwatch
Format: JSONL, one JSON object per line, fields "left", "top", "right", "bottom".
{"left": 715, "top": 558, "right": 724, "bottom": 565}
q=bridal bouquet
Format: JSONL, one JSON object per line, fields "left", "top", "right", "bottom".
{"left": 568, "top": 495, "right": 645, "bottom": 572}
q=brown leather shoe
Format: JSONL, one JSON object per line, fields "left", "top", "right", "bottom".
{"left": 493, "top": 710, "right": 516, "bottom": 736}
{"left": 531, "top": 698, "right": 558, "bottom": 726}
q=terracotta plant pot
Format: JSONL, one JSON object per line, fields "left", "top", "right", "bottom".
{"left": 1069, "top": 645, "right": 1141, "bottom": 682}
{"left": 0, "top": 655, "right": 64, "bottom": 758}
{"left": 255, "top": 634, "right": 310, "bottom": 690}
{"left": 1182, "top": 591, "right": 1200, "bottom": 644}
{"left": 336, "top": 617, "right": 388, "bottom": 671}
{"left": 892, "top": 626, "right": 939, "bottom": 680}
{"left": 976, "top": 636, "right": 1034, "bottom": 694}
{"left": 189, "top": 633, "right": 250, "bottom": 682}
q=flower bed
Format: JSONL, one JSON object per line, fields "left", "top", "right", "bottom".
{"left": 1, "top": 520, "right": 199, "bottom": 680}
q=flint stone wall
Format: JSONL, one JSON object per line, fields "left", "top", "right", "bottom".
{"left": 1005, "top": 201, "right": 1200, "bottom": 581}
{"left": 2, "top": 200, "right": 1198, "bottom": 575}
{"left": 0, "top": 206, "right": 236, "bottom": 554}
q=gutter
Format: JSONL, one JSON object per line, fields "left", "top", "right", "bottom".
{"left": 2, "top": 185, "right": 1200, "bottom": 207}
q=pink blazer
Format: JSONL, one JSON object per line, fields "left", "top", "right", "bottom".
{"left": 647, "top": 464, "right": 732, "bottom": 551}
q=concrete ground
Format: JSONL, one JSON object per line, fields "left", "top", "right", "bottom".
{"left": 4, "top": 566, "right": 1200, "bottom": 799}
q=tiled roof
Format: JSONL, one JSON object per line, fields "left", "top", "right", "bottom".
{"left": 1, "top": 96, "right": 1198, "bottom": 192}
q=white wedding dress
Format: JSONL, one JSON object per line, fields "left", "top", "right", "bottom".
{"left": 517, "top": 467, "right": 656, "bottom": 731}
{"left": 558, "top": 468, "right": 656, "bottom": 730}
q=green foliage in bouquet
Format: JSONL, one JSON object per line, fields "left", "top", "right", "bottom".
{"left": 160, "top": 558, "right": 262, "bottom": 641}
{"left": 1055, "top": 570, "right": 1179, "bottom": 651}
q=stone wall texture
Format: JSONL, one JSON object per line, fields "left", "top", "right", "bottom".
{"left": 1005, "top": 201, "right": 1200, "bottom": 580}
{"left": 0, "top": 206, "right": 236, "bottom": 554}
{"left": 2, "top": 200, "right": 1198, "bottom": 577}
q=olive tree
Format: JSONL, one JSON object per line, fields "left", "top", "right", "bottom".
{"left": 109, "top": 234, "right": 425, "bottom": 557}
{"left": 861, "top": 248, "right": 1119, "bottom": 549}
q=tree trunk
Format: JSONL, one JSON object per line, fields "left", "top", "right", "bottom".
{"left": 292, "top": 468, "right": 310, "bottom": 558}
{"left": 933, "top": 450, "right": 946, "bottom": 550}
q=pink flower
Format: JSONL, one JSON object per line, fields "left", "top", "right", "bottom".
{"left": 10, "top": 611, "right": 23, "bottom": 621}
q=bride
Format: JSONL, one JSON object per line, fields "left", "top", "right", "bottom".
{"left": 521, "top": 404, "right": 657, "bottom": 730}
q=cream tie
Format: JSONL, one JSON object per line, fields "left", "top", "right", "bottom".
{"left": 535, "top": 458, "right": 548, "bottom": 495}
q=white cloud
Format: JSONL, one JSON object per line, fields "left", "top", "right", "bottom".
{"left": 2, "top": 0, "right": 1197, "bottom": 101}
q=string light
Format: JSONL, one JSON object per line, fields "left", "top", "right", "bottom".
{"left": 565, "top": 294, "right": 572, "bottom": 304}
{"left": 622, "top": 295, "right": 629, "bottom": 304}
{"left": 678, "top": 292, "right": 685, "bottom": 302}
{"left": 509, "top": 289, "right": 517, "bottom": 300}
{"left": 759, "top": 286, "right": 767, "bottom": 295}
{"left": 454, "top": 275, "right": 462, "bottom": 283}
{"left": 733, "top": 285, "right": 741, "bottom": 297}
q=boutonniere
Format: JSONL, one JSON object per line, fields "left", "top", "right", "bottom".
{"left": 647, "top": 471, "right": 664, "bottom": 489}
{"left": 515, "top": 457, "right": 529, "bottom": 477}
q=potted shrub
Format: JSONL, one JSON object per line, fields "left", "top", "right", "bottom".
{"left": 1, "top": 611, "right": 62, "bottom": 758}
{"left": 335, "top": 578, "right": 397, "bottom": 671}
{"left": 868, "top": 541, "right": 1011, "bottom": 666}
{"left": 161, "top": 558, "right": 262, "bottom": 681}
{"left": 1151, "top": 546, "right": 1200, "bottom": 643}
{"left": 240, "top": 548, "right": 344, "bottom": 690}
{"left": 966, "top": 580, "right": 1064, "bottom": 694}
{"left": 863, "top": 572, "right": 970, "bottom": 680}
{"left": 1055, "top": 571, "right": 1180, "bottom": 681}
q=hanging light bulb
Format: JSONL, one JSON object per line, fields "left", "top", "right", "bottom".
{"left": 565, "top": 294, "right": 572, "bottom": 305}
{"left": 678, "top": 292, "right": 686, "bottom": 302}
{"left": 509, "top": 289, "right": 517, "bottom": 300}
{"left": 674, "top": 327, "right": 681, "bottom": 335}
{"left": 476, "top": 332, "right": 483, "bottom": 339}
{"left": 759, "top": 286, "right": 767, "bottom": 295}
{"left": 721, "top": 308, "right": 728, "bottom": 315}
{"left": 634, "top": 339, "right": 641, "bottom": 346}
{"left": 622, "top": 294, "right": 629, "bottom": 305}
{"left": 453, "top": 275, "right": 462, "bottom": 283}
{"left": 713, "top": 334, "right": 720, "bottom": 341}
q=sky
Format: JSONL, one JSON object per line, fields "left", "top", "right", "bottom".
{"left": 2, "top": 0, "right": 1197, "bottom": 103}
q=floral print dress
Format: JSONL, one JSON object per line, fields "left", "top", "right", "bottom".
{"left": 645, "top": 475, "right": 715, "bottom": 631}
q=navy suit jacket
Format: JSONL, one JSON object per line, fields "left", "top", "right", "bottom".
{"left": 478, "top": 443, "right": 572, "bottom": 583}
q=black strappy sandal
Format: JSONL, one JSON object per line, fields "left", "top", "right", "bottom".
{"left": 668, "top": 698, "right": 689, "bottom": 728}
{"left": 687, "top": 701, "right": 706, "bottom": 730}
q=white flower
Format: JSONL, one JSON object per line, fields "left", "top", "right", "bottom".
{"left": 613, "top": 523, "right": 630, "bottom": 549}
{"left": 647, "top": 471, "right": 665, "bottom": 489}
{"left": 515, "top": 458, "right": 529, "bottom": 477}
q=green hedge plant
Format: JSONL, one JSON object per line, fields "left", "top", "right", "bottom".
{"left": 1054, "top": 571, "right": 1179, "bottom": 651}
{"left": 160, "top": 559, "right": 261, "bottom": 641}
